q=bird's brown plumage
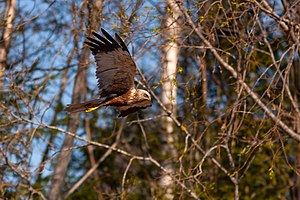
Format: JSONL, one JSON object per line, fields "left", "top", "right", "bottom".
{"left": 64, "top": 28, "right": 152, "bottom": 116}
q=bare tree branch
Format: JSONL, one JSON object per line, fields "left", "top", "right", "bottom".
{"left": 176, "top": 0, "right": 300, "bottom": 142}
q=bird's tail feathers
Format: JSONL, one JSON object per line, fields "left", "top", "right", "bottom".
{"left": 64, "top": 98, "right": 104, "bottom": 113}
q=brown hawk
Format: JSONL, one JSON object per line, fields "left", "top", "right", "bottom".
{"left": 64, "top": 28, "right": 152, "bottom": 117}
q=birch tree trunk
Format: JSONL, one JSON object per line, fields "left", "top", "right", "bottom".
{"left": 0, "top": 0, "right": 16, "bottom": 88}
{"left": 48, "top": 1, "right": 102, "bottom": 199}
{"left": 160, "top": 0, "right": 180, "bottom": 198}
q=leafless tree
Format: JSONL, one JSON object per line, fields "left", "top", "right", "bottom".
{"left": 1, "top": 0, "right": 300, "bottom": 199}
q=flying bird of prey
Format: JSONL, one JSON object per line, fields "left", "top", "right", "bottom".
{"left": 64, "top": 28, "right": 152, "bottom": 117}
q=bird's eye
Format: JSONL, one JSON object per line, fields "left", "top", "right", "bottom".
{"left": 144, "top": 93, "right": 150, "bottom": 99}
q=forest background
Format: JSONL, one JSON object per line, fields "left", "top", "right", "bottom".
{"left": 1, "top": 0, "right": 300, "bottom": 199}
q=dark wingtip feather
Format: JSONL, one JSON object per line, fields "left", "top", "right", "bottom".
{"left": 84, "top": 41, "right": 98, "bottom": 49}
{"left": 84, "top": 41, "right": 98, "bottom": 54}
{"left": 92, "top": 32, "right": 111, "bottom": 45}
{"left": 115, "top": 33, "right": 129, "bottom": 53}
{"left": 101, "top": 28, "right": 118, "bottom": 45}
{"left": 84, "top": 29, "right": 130, "bottom": 54}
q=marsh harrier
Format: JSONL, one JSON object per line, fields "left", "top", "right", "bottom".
{"left": 64, "top": 29, "right": 152, "bottom": 117}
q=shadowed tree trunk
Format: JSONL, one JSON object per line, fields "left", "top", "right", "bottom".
{"left": 48, "top": 1, "right": 102, "bottom": 199}
{"left": 0, "top": 0, "right": 16, "bottom": 88}
{"left": 292, "top": 45, "right": 300, "bottom": 200}
{"left": 48, "top": 32, "right": 89, "bottom": 200}
{"left": 83, "top": 1, "right": 103, "bottom": 198}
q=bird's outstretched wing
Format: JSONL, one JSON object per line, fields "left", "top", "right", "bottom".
{"left": 116, "top": 100, "right": 152, "bottom": 117}
{"left": 85, "top": 28, "right": 136, "bottom": 97}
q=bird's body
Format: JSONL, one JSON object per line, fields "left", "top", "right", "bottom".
{"left": 64, "top": 29, "right": 151, "bottom": 117}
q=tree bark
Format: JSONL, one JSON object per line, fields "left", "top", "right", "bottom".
{"left": 48, "top": 45, "right": 89, "bottom": 200}
{"left": 48, "top": 1, "right": 102, "bottom": 199}
{"left": 0, "top": 0, "right": 16, "bottom": 87}
{"left": 160, "top": 0, "right": 180, "bottom": 198}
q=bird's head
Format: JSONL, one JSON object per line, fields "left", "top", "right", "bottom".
{"left": 136, "top": 89, "right": 152, "bottom": 102}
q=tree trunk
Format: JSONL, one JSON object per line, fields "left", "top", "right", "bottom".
{"left": 0, "top": 0, "right": 16, "bottom": 87}
{"left": 160, "top": 0, "right": 180, "bottom": 198}
{"left": 48, "top": 1, "right": 102, "bottom": 199}
{"left": 48, "top": 45, "right": 89, "bottom": 200}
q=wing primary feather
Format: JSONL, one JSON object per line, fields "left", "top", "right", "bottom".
{"left": 88, "top": 29, "right": 129, "bottom": 53}
{"left": 92, "top": 32, "right": 111, "bottom": 45}
{"left": 87, "top": 37, "right": 106, "bottom": 49}
{"left": 90, "top": 47, "right": 96, "bottom": 52}
{"left": 115, "top": 33, "right": 129, "bottom": 53}
{"left": 101, "top": 28, "right": 118, "bottom": 45}
{"left": 87, "top": 37, "right": 106, "bottom": 46}
{"left": 84, "top": 41, "right": 99, "bottom": 49}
